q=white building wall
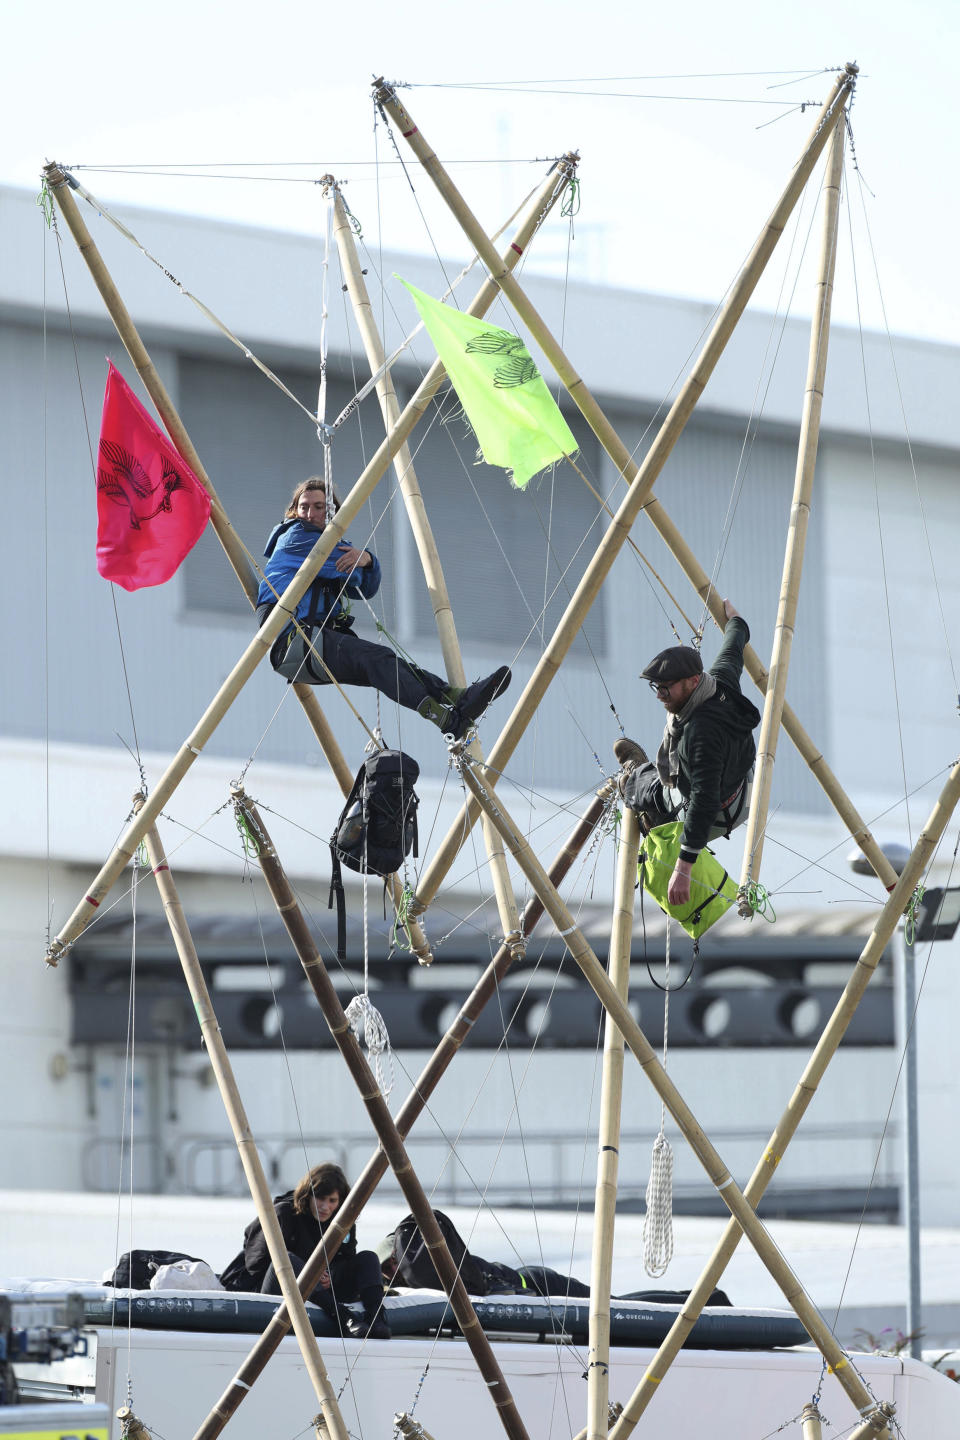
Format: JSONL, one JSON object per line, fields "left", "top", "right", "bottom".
{"left": 1, "top": 182, "right": 958, "bottom": 1224}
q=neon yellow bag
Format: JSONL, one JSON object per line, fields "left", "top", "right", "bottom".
{"left": 638, "top": 822, "right": 737, "bottom": 938}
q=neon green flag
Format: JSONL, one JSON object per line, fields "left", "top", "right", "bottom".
{"left": 401, "top": 278, "right": 577, "bottom": 489}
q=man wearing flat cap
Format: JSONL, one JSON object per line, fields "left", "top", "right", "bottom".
{"left": 615, "top": 599, "right": 760, "bottom": 906}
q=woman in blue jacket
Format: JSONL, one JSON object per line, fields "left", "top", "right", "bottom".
{"left": 257, "top": 479, "right": 510, "bottom": 740}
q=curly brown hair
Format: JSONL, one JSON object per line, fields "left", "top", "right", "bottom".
{"left": 292, "top": 1161, "right": 349, "bottom": 1215}
{"left": 284, "top": 477, "right": 343, "bottom": 521}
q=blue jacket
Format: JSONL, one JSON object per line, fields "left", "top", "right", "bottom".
{"left": 256, "top": 519, "right": 382, "bottom": 631}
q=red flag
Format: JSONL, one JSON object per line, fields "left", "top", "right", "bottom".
{"left": 96, "top": 362, "right": 211, "bottom": 591}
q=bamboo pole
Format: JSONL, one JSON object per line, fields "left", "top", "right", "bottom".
{"left": 192, "top": 785, "right": 611, "bottom": 1440}
{"left": 329, "top": 177, "right": 533, "bottom": 950}
{"left": 231, "top": 787, "right": 533, "bottom": 1440}
{"left": 371, "top": 67, "right": 858, "bottom": 917}
{"left": 598, "top": 766, "right": 960, "bottom": 1440}
{"left": 41, "top": 161, "right": 432, "bottom": 962}
{"left": 737, "top": 117, "right": 846, "bottom": 913}
{"left": 136, "top": 801, "right": 349, "bottom": 1440}
{"left": 586, "top": 808, "right": 640, "bottom": 1440}
{"left": 800, "top": 1402, "right": 823, "bottom": 1440}
{"left": 456, "top": 755, "right": 888, "bottom": 1429}
{"left": 394, "top": 1415, "right": 439, "bottom": 1440}
{"left": 847, "top": 1403, "right": 895, "bottom": 1439}
{"left": 43, "top": 159, "right": 577, "bottom": 967}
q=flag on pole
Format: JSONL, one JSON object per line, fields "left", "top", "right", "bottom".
{"left": 400, "top": 279, "right": 577, "bottom": 489}
{"left": 95, "top": 362, "right": 211, "bottom": 591}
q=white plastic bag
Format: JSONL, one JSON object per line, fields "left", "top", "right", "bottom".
{"left": 149, "top": 1259, "right": 224, "bottom": 1292}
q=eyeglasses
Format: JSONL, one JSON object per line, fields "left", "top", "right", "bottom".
{"left": 648, "top": 679, "right": 678, "bottom": 696}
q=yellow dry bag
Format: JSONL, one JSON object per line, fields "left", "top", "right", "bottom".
{"left": 638, "top": 821, "right": 737, "bottom": 939}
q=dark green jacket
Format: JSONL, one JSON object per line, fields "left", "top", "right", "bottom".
{"left": 673, "top": 617, "right": 760, "bottom": 859}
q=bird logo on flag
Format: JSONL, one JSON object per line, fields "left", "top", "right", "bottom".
{"left": 97, "top": 440, "right": 189, "bottom": 530}
{"left": 465, "top": 330, "right": 540, "bottom": 389}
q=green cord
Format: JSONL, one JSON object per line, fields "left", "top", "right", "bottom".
{"left": 743, "top": 881, "right": 777, "bottom": 923}
{"left": 374, "top": 618, "right": 435, "bottom": 682}
{"left": 234, "top": 804, "right": 261, "bottom": 860}
{"left": 903, "top": 884, "right": 925, "bottom": 948}
{"left": 561, "top": 177, "right": 581, "bottom": 217}
{"left": 36, "top": 181, "right": 54, "bottom": 229}
{"left": 391, "top": 884, "right": 416, "bottom": 953}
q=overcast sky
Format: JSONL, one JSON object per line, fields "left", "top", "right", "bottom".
{"left": 4, "top": 0, "right": 958, "bottom": 346}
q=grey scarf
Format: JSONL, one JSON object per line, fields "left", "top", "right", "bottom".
{"left": 655, "top": 672, "right": 718, "bottom": 786}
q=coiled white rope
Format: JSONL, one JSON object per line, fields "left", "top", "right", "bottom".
{"left": 344, "top": 828, "right": 395, "bottom": 1097}
{"left": 345, "top": 991, "right": 395, "bottom": 1098}
{"left": 643, "top": 922, "right": 674, "bottom": 1277}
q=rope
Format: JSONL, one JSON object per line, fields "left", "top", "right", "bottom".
{"left": 850, "top": 160, "right": 960, "bottom": 710}
{"left": 844, "top": 159, "right": 913, "bottom": 849}
{"left": 740, "top": 880, "right": 777, "bottom": 923}
{"left": 643, "top": 925, "right": 674, "bottom": 1278}
{"left": 317, "top": 186, "right": 335, "bottom": 523}
{"left": 62, "top": 168, "right": 497, "bottom": 444}
{"left": 343, "top": 833, "right": 395, "bottom": 1098}
{"left": 391, "top": 884, "right": 418, "bottom": 954}
{"left": 344, "top": 993, "right": 395, "bottom": 1098}
{"left": 903, "top": 885, "right": 925, "bottom": 950}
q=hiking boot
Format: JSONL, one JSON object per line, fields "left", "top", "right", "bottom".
{"left": 613, "top": 737, "right": 648, "bottom": 772}
{"left": 346, "top": 1312, "right": 392, "bottom": 1340}
{"left": 446, "top": 666, "right": 512, "bottom": 741}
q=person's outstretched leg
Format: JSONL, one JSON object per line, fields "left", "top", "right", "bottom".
{"left": 323, "top": 630, "right": 510, "bottom": 740}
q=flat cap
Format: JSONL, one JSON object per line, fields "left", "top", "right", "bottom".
{"left": 640, "top": 644, "right": 703, "bottom": 685}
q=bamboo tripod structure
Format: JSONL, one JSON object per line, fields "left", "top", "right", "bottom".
{"left": 135, "top": 800, "right": 349, "bottom": 1440}
{"left": 586, "top": 807, "right": 640, "bottom": 1440}
{"left": 37, "top": 65, "right": 938, "bottom": 1440}
{"left": 456, "top": 751, "right": 900, "bottom": 1435}
{"left": 43, "top": 155, "right": 575, "bottom": 966}
{"left": 192, "top": 786, "right": 612, "bottom": 1440}
{"left": 737, "top": 114, "right": 846, "bottom": 912}
{"left": 371, "top": 64, "right": 900, "bottom": 910}
{"left": 230, "top": 786, "right": 532, "bottom": 1440}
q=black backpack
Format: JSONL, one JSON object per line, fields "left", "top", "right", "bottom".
{"left": 389, "top": 1211, "right": 489, "bottom": 1296}
{"left": 106, "top": 1248, "right": 205, "bottom": 1289}
{"left": 329, "top": 748, "right": 420, "bottom": 958}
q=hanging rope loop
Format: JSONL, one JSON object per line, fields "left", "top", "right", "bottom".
{"left": 643, "top": 1130, "right": 675, "bottom": 1278}
{"left": 903, "top": 884, "right": 925, "bottom": 948}
{"left": 345, "top": 993, "right": 395, "bottom": 1097}
{"left": 560, "top": 176, "right": 581, "bottom": 218}
{"left": 644, "top": 923, "right": 675, "bottom": 1277}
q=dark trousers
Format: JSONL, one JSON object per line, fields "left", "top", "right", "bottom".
{"left": 261, "top": 1247, "right": 383, "bottom": 1313}
{"left": 621, "top": 762, "right": 678, "bottom": 828}
{"left": 321, "top": 630, "right": 449, "bottom": 712}
{"left": 516, "top": 1265, "right": 591, "bottom": 1299}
